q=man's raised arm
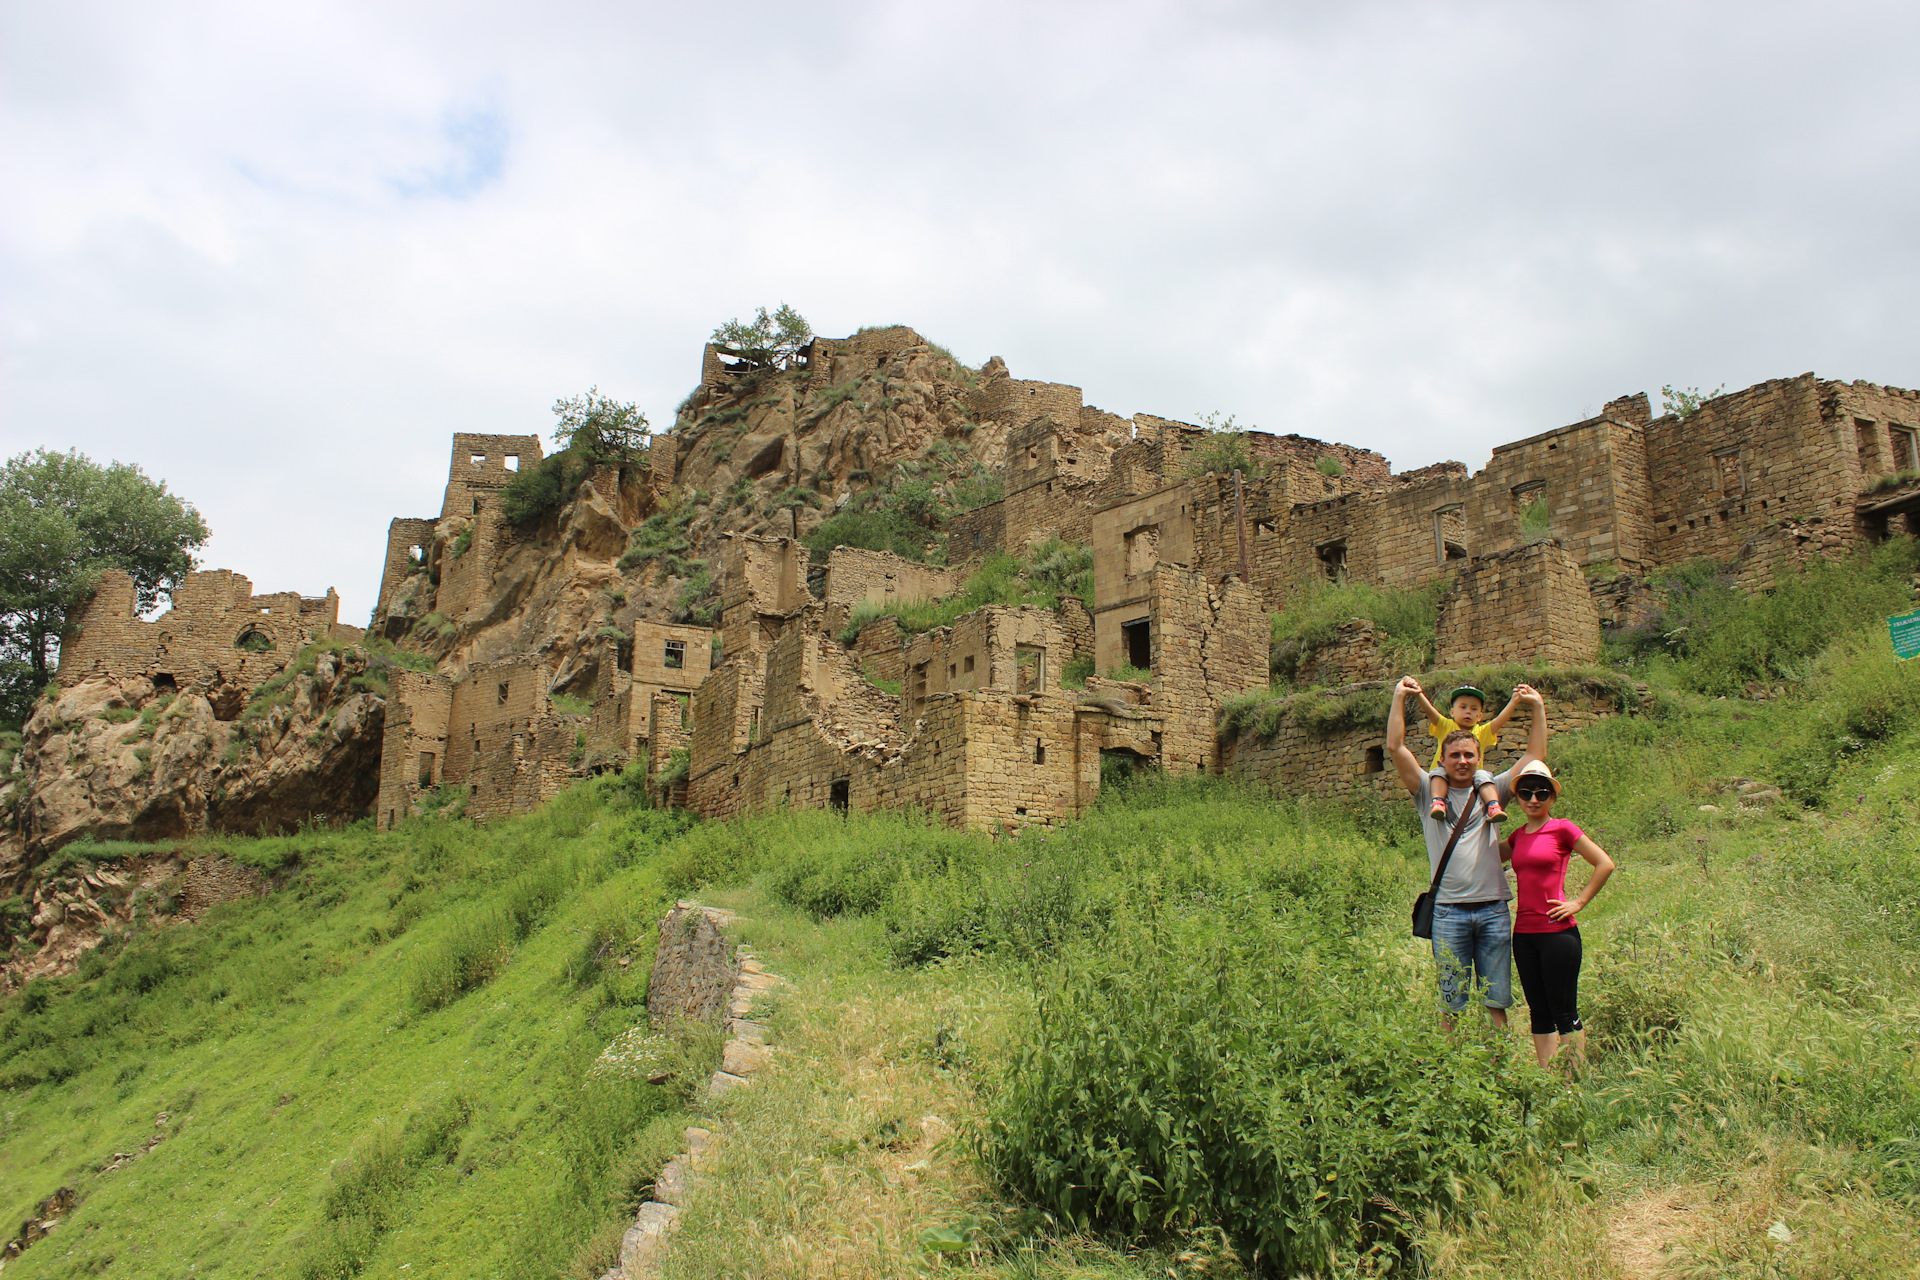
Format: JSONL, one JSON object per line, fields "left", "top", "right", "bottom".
{"left": 1386, "top": 676, "right": 1430, "bottom": 796}
{"left": 1510, "top": 683, "right": 1548, "bottom": 773}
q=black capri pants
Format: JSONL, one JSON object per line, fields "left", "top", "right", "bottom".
{"left": 1512, "top": 927, "right": 1583, "bottom": 1036}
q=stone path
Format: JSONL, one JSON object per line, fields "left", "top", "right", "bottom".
{"left": 601, "top": 908, "right": 783, "bottom": 1280}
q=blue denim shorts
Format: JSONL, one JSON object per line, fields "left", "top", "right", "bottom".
{"left": 1431, "top": 900, "right": 1513, "bottom": 1011}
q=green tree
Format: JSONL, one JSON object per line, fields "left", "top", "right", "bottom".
{"left": 0, "top": 449, "right": 209, "bottom": 726}
{"left": 551, "top": 387, "right": 650, "bottom": 465}
{"left": 711, "top": 304, "right": 812, "bottom": 369}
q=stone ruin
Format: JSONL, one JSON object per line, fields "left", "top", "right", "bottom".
{"left": 58, "top": 568, "right": 360, "bottom": 720}
{"left": 50, "top": 325, "right": 1920, "bottom": 833}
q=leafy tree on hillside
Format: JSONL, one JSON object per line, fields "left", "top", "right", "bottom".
{"left": 501, "top": 389, "right": 651, "bottom": 526}
{"left": 711, "top": 304, "right": 812, "bottom": 370}
{"left": 0, "top": 449, "right": 209, "bottom": 727}
{"left": 552, "top": 387, "right": 650, "bottom": 465}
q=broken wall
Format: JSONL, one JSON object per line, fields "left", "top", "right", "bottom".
{"left": 1434, "top": 541, "right": 1602, "bottom": 669}
{"left": 58, "top": 569, "right": 342, "bottom": 711}
{"left": 823, "top": 547, "right": 963, "bottom": 610}
{"left": 441, "top": 433, "right": 543, "bottom": 520}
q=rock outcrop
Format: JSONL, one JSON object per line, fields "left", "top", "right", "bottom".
{"left": 2, "top": 645, "right": 387, "bottom": 867}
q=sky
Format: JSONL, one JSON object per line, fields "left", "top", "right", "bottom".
{"left": 4, "top": 0, "right": 1918, "bottom": 623}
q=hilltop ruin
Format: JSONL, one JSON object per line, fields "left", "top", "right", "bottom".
{"left": 21, "top": 324, "right": 1920, "bottom": 850}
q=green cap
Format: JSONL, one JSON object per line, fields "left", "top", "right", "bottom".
{"left": 1448, "top": 686, "right": 1488, "bottom": 707}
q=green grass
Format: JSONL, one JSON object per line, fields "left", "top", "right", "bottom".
{"left": 0, "top": 784, "right": 705, "bottom": 1279}
{"left": 837, "top": 542, "right": 1092, "bottom": 645}
{"left": 1270, "top": 575, "right": 1450, "bottom": 685}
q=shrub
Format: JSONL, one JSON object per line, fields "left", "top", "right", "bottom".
{"left": 1610, "top": 541, "right": 1920, "bottom": 695}
{"left": 501, "top": 451, "right": 594, "bottom": 526}
{"left": 975, "top": 907, "right": 1582, "bottom": 1271}
{"left": 617, "top": 507, "right": 699, "bottom": 576}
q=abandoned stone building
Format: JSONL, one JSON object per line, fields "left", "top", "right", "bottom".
{"left": 57, "top": 568, "right": 357, "bottom": 717}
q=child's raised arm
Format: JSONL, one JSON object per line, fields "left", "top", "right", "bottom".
{"left": 1484, "top": 691, "right": 1524, "bottom": 735}
{"left": 1412, "top": 687, "right": 1444, "bottom": 727}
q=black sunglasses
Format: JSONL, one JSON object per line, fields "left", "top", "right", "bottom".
{"left": 1514, "top": 786, "right": 1555, "bottom": 800}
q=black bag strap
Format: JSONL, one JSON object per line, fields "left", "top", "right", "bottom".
{"left": 1426, "top": 792, "right": 1484, "bottom": 898}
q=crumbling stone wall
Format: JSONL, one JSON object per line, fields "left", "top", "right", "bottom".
{"left": 177, "top": 856, "right": 266, "bottom": 919}
{"left": 59, "top": 569, "right": 343, "bottom": 710}
{"left": 374, "top": 517, "right": 440, "bottom": 625}
{"left": 946, "top": 500, "right": 1005, "bottom": 562}
{"left": 630, "top": 621, "right": 713, "bottom": 752}
{"left": 1435, "top": 542, "right": 1602, "bottom": 669}
{"left": 1642, "top": 375, "right": 1920, "bottom": 576}
{"left": 440, "top": 433, "right": 543, "bottom": 520}
{"left": 376, "top": 669, "right": 453, "bottom": 832}
{"left": 823, "top": 547, "right": 961, "bottom": 610}
{"left": 1146, "top": 570, "right": 1268, "bottom": 774}
{"left": 1295, "top": 619, "right": 1387, "bottom": 687}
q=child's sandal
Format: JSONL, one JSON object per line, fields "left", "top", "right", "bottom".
{"left": 1485, "top": 802, "right": 1506, "bottom": 822}
{"left": 1428, "top": 799, "right": 1448, "bottom": 820}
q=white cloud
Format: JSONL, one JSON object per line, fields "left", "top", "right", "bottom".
{"left": 3, "top": 0, "right": 1917, "bottom": 622}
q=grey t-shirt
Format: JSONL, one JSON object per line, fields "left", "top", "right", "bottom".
{"left": 1415, "top": 768, "right": 1515, "bottom": 904}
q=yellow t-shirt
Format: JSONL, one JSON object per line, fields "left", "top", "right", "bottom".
{"left": 1427, "top": 716, "right": 1499, "bottom": 770}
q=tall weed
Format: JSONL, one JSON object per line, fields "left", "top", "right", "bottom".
{"left": 975, "top": 907, "right": 1582, "bottom": 1272}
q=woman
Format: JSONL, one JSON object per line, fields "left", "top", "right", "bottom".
{"left": 1499, "top": 760, "right": 1615, "bottom": 1070}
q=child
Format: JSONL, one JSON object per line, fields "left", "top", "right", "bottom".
{"left": 1414, "top": 685, "right": 1521, "bottom": 822}
{"left": 1498, "top": 760, "right": 1615, "bottom": 1069}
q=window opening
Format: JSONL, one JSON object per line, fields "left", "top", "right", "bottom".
{"left": 503, "top": 454, "right": 519, "bottom": 472}
{"left": 1364, "top": 745, "right": 1384, "bottom": 774}
{"left": 497, "top": 682, "right": 510, "bottom": 704}
{"left": 671, "top": 691, "right": 690, "bottom": 727}
{"left": 1316, "top": 540, "right": 1348, "bottom": 582}
{"left": 471, "top": 453, "right": 486, "bottom": 468}
{"left": 1512, "top": 482, "right": 1549, "bottom": 542}
{"left": 1034, "top": 739, "right": 1046, "bottom": 764}
{"left": 418, "top": 751, "right": 435, "bottom": 787}
{"left": 1432, "top": 504, "right": 1467, "bottom": 564}
{"left": 963, "top": 654, "right": 975, "bottom": 673}
{"left": 1121, "top": 617, "right": 1152, "bottom": 671}
{"left": 1891, "top": 426, "right": 1919, "bottom": 474}
{"left": 1855, "top": 418, "right": 1879, "bottom": 475}
{"left": 1713, "top": 447, "right": 1745, "bottom": 495}
{"left": 664, "top": 639, "right": 686, "bottom": 670}
{"left": 829, "top": 778, "right": 850, "bottom": 813}
{"left": 234, "top": 629, "right": 273, "bottom": 653}
{"left": 472, "top": 497, "right": 481, "bottom": 515}
{"left": 1015, "top": 645, "right": 1045, "bottom": 694}
{"left": 1123, "top": 525, "right": 1160, "bottom": 576}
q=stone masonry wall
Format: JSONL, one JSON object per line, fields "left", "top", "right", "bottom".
{"left": 1435, "top": 541, "right": 1601, "bottom": 669}
{"left": 59, "top": 569, "right": 343, "bottom": 710}
{"left": 374, "top": 517, "right": 440, "bottom": 624}
{"left": 1644, "top": 375, "right": 1858, "bottom": 571}
{"left": 823, "top": 548, "right": 962, "bottom": 610}
{"left": 441, "top": 433, "right": 544, "bottom": 520}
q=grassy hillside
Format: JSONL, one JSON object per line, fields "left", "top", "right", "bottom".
{"left": 2, "top": 550, "right": 1918, "bottom": 1278}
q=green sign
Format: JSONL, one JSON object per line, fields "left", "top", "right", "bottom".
{"left": 1892, "top": 610, "right": 1920, "bottom": 661}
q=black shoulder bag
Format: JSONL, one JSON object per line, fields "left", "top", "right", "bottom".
{"left": 1412, "top": 795, "right": 1484, "bottom": 939}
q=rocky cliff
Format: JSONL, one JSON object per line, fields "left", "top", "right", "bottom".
{"left": 1, "top": 647, "right": 386, "bottom": 883}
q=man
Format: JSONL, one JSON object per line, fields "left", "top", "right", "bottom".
{"left": 1385, "top": 676, "right": 1548, "bottom": 1028}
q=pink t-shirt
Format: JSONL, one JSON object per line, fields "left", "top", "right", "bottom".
{"left": 1509, "top": 818, "right": 1585, "bottom": 934}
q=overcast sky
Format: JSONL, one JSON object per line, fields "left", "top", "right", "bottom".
{"left": 4, "top": 1, "right": 1917, "bottom": 622}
